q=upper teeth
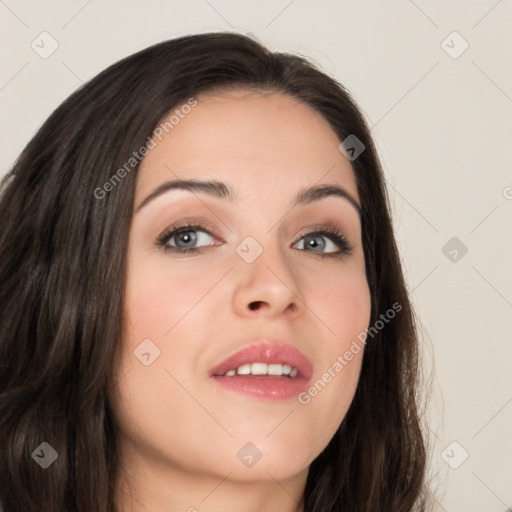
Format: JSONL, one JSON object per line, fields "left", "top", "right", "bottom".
{"left": 223, "top": 363, "right": 298, "bottom": 377}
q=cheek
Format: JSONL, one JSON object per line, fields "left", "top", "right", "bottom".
{"left": 296, "top": 265, "right": 371, "bottom": 441}
{"left": 124, "top": 253, "right": 215, "bottom": 338}
{"left": 309, "top": 262, "right": 372, "bottom": 348}
{"left": 113, "top": 255, "right": 219, "bottom": 472}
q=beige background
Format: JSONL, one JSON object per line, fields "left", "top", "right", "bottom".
{"left": 1, "top": 1, "right": 511, "bottom": 510}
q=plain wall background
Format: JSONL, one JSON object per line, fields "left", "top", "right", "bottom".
{"left": 1, "top": 1, "right": 511, "bottom": 510}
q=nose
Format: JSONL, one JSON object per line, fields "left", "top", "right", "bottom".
{"left": 231, "top": 239, "right": 303, "bottom": 319}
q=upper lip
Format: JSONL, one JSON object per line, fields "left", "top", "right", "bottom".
{"left": 209, "top": 340, "right": 313, "bottom": 379}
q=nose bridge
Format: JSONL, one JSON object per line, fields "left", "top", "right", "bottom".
{"left": 233, "top": 230, "right": 302, "bottom": 314}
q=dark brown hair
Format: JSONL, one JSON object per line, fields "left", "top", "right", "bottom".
{"left": 0, "top": 32, "right": 429, "bottom": 511}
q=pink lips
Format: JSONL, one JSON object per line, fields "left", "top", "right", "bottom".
{"left": 209, "top": 341, "right": 313, "bottom": 401}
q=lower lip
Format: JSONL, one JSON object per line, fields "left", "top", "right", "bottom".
{"left": 211, "top": 374, "right": 310, "bottom": 401}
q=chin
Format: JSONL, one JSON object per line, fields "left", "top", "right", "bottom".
{"left": 214, "top": 437, "right": 315, "bottom": 483}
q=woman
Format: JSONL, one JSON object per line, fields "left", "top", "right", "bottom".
{"left": 0, "top": 32, "right": 431, "bottom": 511}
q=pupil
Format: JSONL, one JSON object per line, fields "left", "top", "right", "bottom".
{"left": 306, "top": 235, "right": 324, "bottom": 251}
{"left": 176, "top": 230, "right": 196, "bottom": 247}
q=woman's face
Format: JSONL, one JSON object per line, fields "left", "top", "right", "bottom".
{"left": 112, "top": 89, "right": 371, "bottom": 487}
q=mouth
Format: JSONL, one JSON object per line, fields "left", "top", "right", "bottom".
{"left": 215, "top": 362, "right": 300, "bottom": 378}
{"left": 209, "top": 341, "right": 313, "bottom": 401}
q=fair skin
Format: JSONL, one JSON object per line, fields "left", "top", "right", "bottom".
{"left": 111, "top": 89, "right": 371, "bottom": 512}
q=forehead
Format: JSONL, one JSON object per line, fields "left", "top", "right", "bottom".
{"left": 136, "top": 89, "right": 359, "bottom": 204}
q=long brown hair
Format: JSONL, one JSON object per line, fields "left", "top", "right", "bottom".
{"left": 0, "top": 32, "right": 428, "bottom": 511}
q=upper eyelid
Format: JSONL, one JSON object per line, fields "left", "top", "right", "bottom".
{"left": 163, "top": 223, "right": 344, "bottom": 238}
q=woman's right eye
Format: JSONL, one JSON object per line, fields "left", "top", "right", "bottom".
{"left": 156, "top": 224, "right": 217, "bottom": 253}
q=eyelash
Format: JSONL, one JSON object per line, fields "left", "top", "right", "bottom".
{"left": 155, "top": 223, "right": 353, "bottom": 259}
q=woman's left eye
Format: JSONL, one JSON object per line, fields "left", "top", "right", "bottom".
{"left": 156, "top": 224, "right": 352, "bottom": 258}
{"left": 293, "top": 229, "right": 352, "bottom": 258}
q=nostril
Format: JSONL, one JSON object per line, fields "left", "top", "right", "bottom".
{"left": 249, "top": 301, "right": 263, "bottom": 311}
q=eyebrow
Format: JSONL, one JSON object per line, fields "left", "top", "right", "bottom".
{"left": 135, "top": 178, "right": 361, "bottom": 217}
